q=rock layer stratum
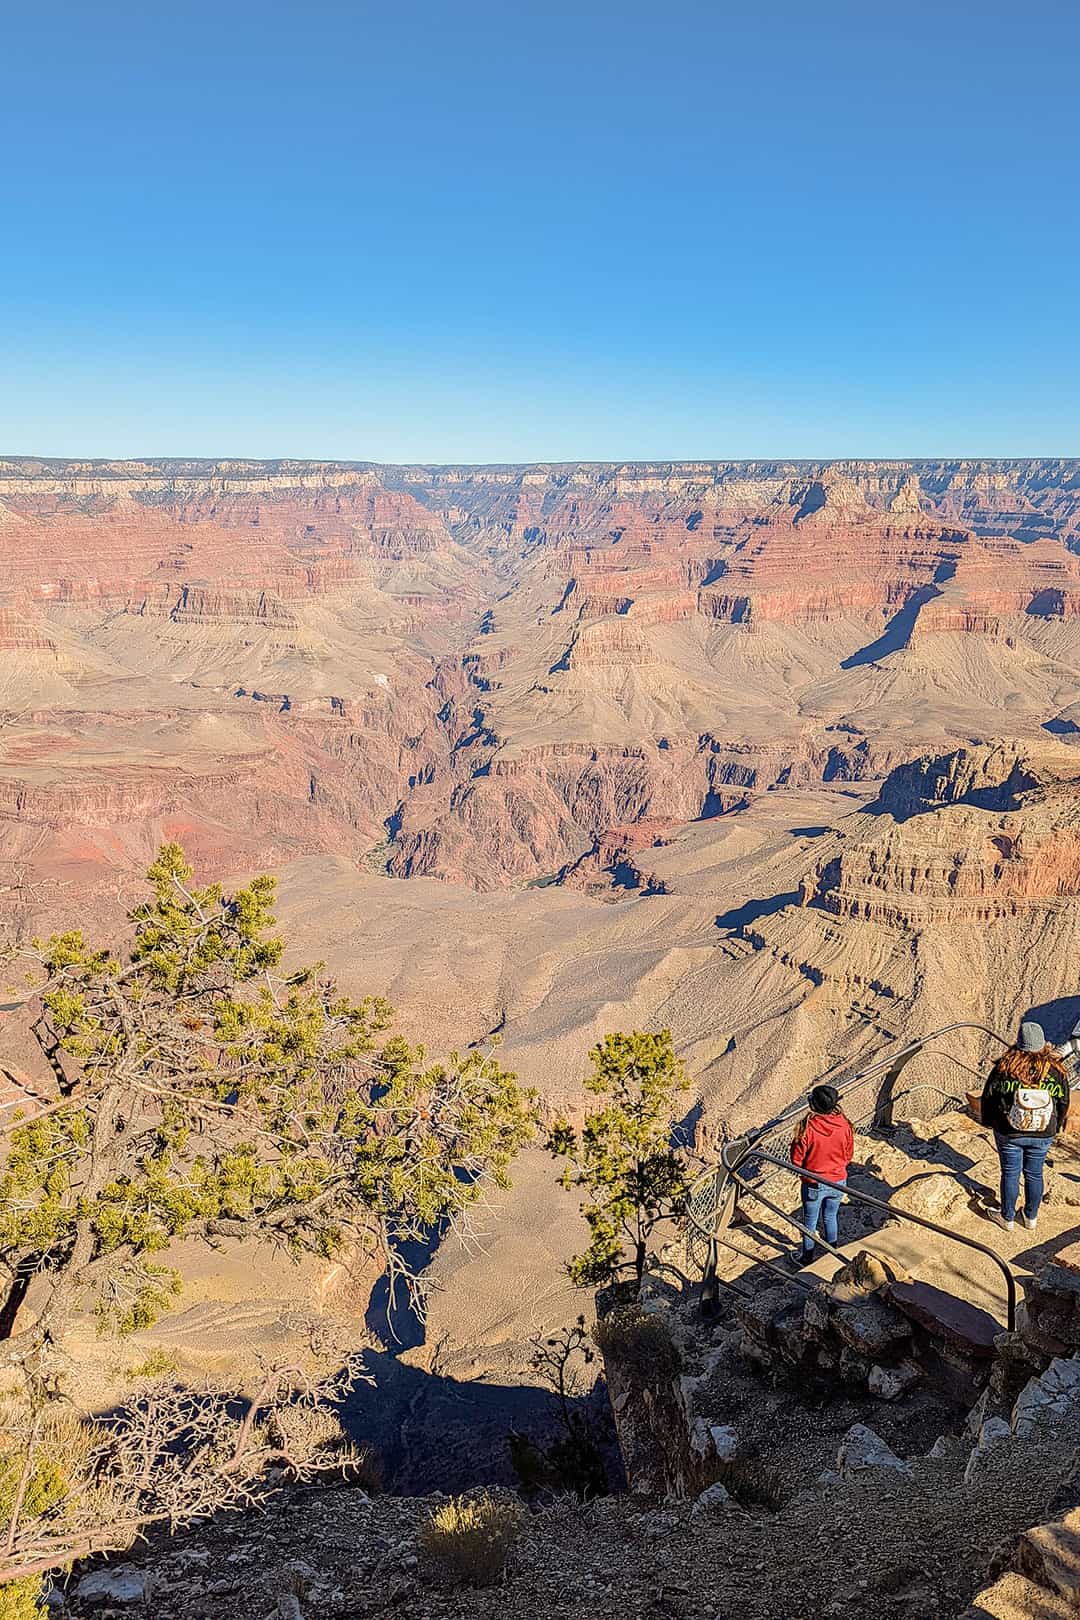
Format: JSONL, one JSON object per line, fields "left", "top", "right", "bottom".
{"left": 2, "top": 455, "right": 1079, "bottom": 896}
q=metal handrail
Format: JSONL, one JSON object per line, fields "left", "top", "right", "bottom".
{"left": 735, "top": 1148, "right": 1017, "bottom": 1331}
{"left": 743, "top": 1021, "right": 1009, "bottom": 1145}
{"left": 688, "top": 1021, "right": 1015, "bottom": 1321}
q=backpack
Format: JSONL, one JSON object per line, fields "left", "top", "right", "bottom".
{"left": 1007, "top": 1086, "right": 1054, "bottom": 1133}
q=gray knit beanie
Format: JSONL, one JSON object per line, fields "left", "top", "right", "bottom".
{"left": 1019, "top": 1021, "right": 1046, "bottom": 1053}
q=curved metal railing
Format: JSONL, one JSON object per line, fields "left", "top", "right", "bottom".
{"left": 687, "top": 1021, "right": 1015, "bottom": 1323}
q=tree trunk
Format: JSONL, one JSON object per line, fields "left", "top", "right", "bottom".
{"left": 0, "top": 1271, "right": 30, "bottom": 1342}
{"left": 634, "top": 1237, "right": 646, "bottom": 1282}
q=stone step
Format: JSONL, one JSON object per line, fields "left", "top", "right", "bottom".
{"left": 960, "top": 1571, "right": 1076, "bottom": 1619}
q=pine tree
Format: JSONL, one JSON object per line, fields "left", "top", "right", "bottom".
{"left": 548, "top": 1028, "right": 689, "bottom": 1287}
{"left": 0, "top": 842, "right": 539, "bottom": 1368}
{"left": 0, "top": 843, "right": 540, "bottom": 1582}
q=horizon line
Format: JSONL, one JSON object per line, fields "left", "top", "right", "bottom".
{"left": 2, "top": 452, "right": 1080, "bottom": 471}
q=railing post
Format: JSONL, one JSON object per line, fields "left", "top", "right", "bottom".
{"left": 700, "top": 1236, "right": 720, "bottom": 1316}
{"left": 874, "top": 1047, "right": 921, "bottom": 1129}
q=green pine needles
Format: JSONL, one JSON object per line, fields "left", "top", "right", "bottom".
{"left": 548, "top": 1028, "right": 690, "bottom": 1287}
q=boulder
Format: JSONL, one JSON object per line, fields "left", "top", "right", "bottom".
{"left": 1052, "top": 1239, "right": 1080, "bottom": 1277}
{"left": 802, "top": 1285, "right": 834, "bottom": 1338}
{"left": 869, "top": 1361, "right": 920, "bottom": 1401}
{"left": 1017, "top": 1507, "right": 1080, "bottom": 1602}
{"left": 1023, "top": 1263, "right": 1080, "bottom": 1352}
{"left": 834, "top": 1295, "right": 913, "bottom": 1359}
{"left": 960, "top": 1571, "right": 1075, "bottom": 1619}
{"left": 773, "top": 1299, "right": 817, "bottom": 1368}
{"left": 888, "top": 1172, "right": 969, "bottom": 1223}
{"left": 708, "top": 1424, "right": 738, "bottom": 1461}
{"left": 1043, "top": 1163, "right": 1080, "bottom": 1207}
{"left": 735, "top": 1282, "right": 804, "bottom": 1350}
{"left": 839, "top": 1346, "right": 871, "bottom": 1388}
{"left": 1015, "top": 1297, "right": 1071, "bottom": 1361}
{"left": 690, "top": 1481, "right": 731, "bottom": 1519}
{"left": 75, "top": 1567, "right": 147, "bottom": 1605}
{"left": 989, "top": 1329, "right": 1048, "bottom": 1403}
{"left": 688, "top": 1418, "right": 738, "bottom": 1462}
{"left": 926, "top": 1433, "right": 965, "bottom": 1462}
{"left": 888, "top": 1280, "right": 1000, "bottom": 1359}
{"left": 935, "top": 1124, "right": 997, "bottom": 1163}
{"left": 1012, "top": 1356, "right": 1080, "bottom": 1440}
{"left": 835, "top": 1422, "right": 912, "bottom": 1479}
{"left": 827, "top": 1248, "right": 912, "bottom": 1301}
{"left": 861, "top": 1141, "right": 920, "bottom": 1184}
{"left": 962, "top": 1415, "right": 1012, "bottom": 1483}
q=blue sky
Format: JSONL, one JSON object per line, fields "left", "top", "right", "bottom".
{"left": 3, "top": 0, "right": 1078, "bottom": 461}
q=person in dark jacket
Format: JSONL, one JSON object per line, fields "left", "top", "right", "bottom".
{"left": 790, "top": 1083, "right": 855, "bottom": 1265}
{"left": 981, "top": 1020, "right": 1070, "bottom": 1234}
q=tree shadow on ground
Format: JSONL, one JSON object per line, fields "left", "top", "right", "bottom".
{"left": 364, "top": 1235, "right": 434, "bottom": 1353}
{"left": 343, "top": 1348, "right": 623, "bottom": 1495}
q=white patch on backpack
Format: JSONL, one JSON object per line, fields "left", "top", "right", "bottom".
{"left": 1007, "top": 1086, "right": 1054, "bottom": 1133}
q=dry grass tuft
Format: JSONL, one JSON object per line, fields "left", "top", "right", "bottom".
{"left": 593, "top": 1307, "right": 681, "bottom": 1383}
{"left": 711, "top": 1455, "right": 786, "bottom": 1510}
{"left": 419, "top": 1491, "right": 525, "bottom": 1586}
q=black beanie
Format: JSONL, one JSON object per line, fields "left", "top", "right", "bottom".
{"left": 809, "top": 1083, "right": 840, "bottom": 1114}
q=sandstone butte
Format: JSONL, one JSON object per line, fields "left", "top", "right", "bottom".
{"left": 6, "top": 455, "right": 1080, "bottom": 1467}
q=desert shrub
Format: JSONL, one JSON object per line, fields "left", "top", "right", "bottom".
{"left": 509, "top": 1317, "right": 610, "bottom": 1501}
{"left": 341, "top": 1443, "right": 383, "bottom": 1493}
{"left": 508, "top": 1424, "right": 608, "bottom": 1503}
{"left": 0, "top": 1350, "right": 367, "bottom": 1587}
{"left": 262, "top": 1405, "right": 381, "bottom": 1490}
{"left": 0, "top": 1578, "right": 43, "bottom": 1620}
{"left": 420, "top": 1491, "right": 525, "bottom": 1587}
{"left": 0, "top": 1407, "right": 97, "bottom": 1616}
{"left": 592, "top": 1306, "right": 680, "bottom": 1385}
{"left": 711, "top": 1455, "right": 786, "bottom": 1510}
{"left": 120, "top": 1348, "right": 180, "bottom": 1382}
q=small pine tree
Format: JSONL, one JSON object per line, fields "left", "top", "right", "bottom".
{"left": 548, "top": 1029, "right": 689, "bottom": 1287}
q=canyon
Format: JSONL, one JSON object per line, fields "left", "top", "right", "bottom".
{"left": 4, "top": 455, "right": 1080, "bottom": 1462}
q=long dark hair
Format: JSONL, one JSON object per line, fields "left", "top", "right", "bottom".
{"left": 997, "top": 1043, "right": 1067, "bottom": 1088}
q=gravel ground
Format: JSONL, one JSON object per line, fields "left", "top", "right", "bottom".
{"left": 58, "top": 1425, "right": 1077, "bottom": 1620}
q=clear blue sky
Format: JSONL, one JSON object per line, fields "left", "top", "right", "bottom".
{"left": 3, "top": 0, "right": 1078, "bottom": 461}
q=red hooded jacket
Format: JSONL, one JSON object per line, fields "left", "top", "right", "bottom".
{"left": 790, "top": 1110, "right": 853, "bottom": 1184}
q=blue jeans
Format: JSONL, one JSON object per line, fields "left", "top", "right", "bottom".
{"left": 800, "top": 1179, "right": 846, "bottom": 1257}
{"left": 995, "top": 1132, "right": 1052, "bottom": 1222}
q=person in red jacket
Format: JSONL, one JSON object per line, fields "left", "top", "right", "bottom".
{"left": 790, "top": 1083, "right": 854, "bottom": 1266}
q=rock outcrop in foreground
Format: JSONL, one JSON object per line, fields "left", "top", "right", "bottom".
{"left": 57, "top": 1236, "right": 1080, "bottom": 1620}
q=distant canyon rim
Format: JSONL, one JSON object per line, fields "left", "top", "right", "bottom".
{"left": 4, "top": 454, "right": 1080, "bottom": 1455}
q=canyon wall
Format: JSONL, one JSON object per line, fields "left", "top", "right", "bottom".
{"left": 2, "top": 456, "right": 1080, "bottom": 905}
